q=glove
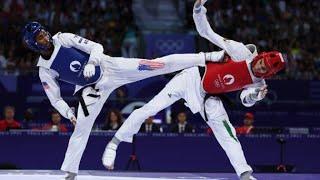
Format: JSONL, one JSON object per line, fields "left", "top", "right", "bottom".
{"left": 194, "top": 0, "right": 208, "bottom": 13}
{"left": 250, "top": 85, "right": 268, "bottom": 101}
{"left": 83, "top": 63, "right": 95, "bottom": 78}
{"left": 67, "top": 109, "right": 77, "bottom": 126}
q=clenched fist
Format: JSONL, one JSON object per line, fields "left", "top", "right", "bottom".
{"left": 83, "top": 63, "right": 95, "bottom": 78}
{"left": 194, "top": 0, "right": 208, "bottom": 13}
{"left": 250, "top": 85, "right": 268, "bottom": 101}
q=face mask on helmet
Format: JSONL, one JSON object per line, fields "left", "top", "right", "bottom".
{"left": 251, "top": 51, "right": 286, "bottom": 78}
{"left": 22, "top": 22, "right": 52, "bottom": 53}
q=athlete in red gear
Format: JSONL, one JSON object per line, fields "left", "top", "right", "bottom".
{"left": 103, "top": 1, "right": 285, "bottom": 180}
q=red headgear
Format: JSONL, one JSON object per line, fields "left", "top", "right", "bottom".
{"left": 251, "top": 51, "right": 285, "bottom": 78}
{"left": 245, "top": 112, "right": 254, "bottom": 120}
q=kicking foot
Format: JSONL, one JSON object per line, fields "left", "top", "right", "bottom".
{"left": 240, "top": 170, "right": 257, "bottom": 180}
{"left": 102, "top": 141, "right": 118, "bottom": 170}
{"left": 65, "top": 172, "right": 77, "bottom": 180}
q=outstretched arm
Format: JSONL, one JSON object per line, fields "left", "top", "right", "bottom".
{"left": 39, "top": 67, "right": 77, "bottom": 125}
{"left": 193, "top": 0, "right": 227, "bottom": 50}
{"left": 193, "top": 0, "right": 253, "bottom": 61}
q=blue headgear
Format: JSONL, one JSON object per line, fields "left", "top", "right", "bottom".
{"left": 22, "top": 22, "right": 52, "bottom": 52}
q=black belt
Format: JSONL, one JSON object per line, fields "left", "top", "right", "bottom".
{"left": 75, "top": 85, "right": 100, "bottom": 117}
{"left": 199, "top": 66, "right": 205, "bottom": 79}
{"left": 198, "top": 67, "right": 234, "bottom": 121}
{"left": 198, "top": 66, "right": 210, "bottom": 121}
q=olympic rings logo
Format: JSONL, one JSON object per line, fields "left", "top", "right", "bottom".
{"left": 155, "top": 39, "right": 185, "bottom": 53}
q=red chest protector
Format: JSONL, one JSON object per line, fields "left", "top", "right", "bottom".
{"left": 202, "top": 58, "right": 253, "bottom": 94}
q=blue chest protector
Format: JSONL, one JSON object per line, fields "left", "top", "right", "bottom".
{"left": 50, "top": 46, "right": 102, "bottom": 86}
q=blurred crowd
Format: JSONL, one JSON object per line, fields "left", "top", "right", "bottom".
{"left": 0, "top": 0, "right": 136, "bottom": 75}
{"left": 0, "top": 104, "right": 305, "bottom": 136}
{"left": 0, "top": 0, "right": 319, "bottom": 136}
{"left": 0, "top": 0, "right": 319, "bottom": 79}
{"left": 0, "top": 105, "right": 198, "bottom": 134}
{"left": 185, "top": 0, "right": 320, "bottom": 80}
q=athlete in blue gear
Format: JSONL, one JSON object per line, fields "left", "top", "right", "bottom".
{"left": 22, "top": 21, "right": 219, "bottom": 179}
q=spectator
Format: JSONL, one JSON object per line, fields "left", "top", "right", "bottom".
{"left": 171, "top": 112, "right": 194, "bottom": 133}
{"left": 5, "top": 48, "right": 18, "bottom": 75}
{"left": 236, "top": 112, "right": 255, "bottom": 135}
{"left": 185, "top": 0, "right": 320, "bottom": 80}
{"left": 113, "top": 86, "right": 129, "bottom": 109}
{"left": 139, "top": 116, "right": 161, "bottom": 133}
{"left": 0, "top": 106, "right": 21, "bottom": 131}
{"left": 42, "top": 111, "right": 68, "bottom": 132}
{"left": 116, "top": 86, "right": 128, "bottom": 103}
{"left": 121, "top": 23, "right": 138, "bottom": 58}
{"left": 21, "top": 108, "right": 34, "bottom": 129}
{"left": 1, "top": 0, "right": 136, "bottom": 74}
{"left": 206, "top": 126, "right": 213, "bottom": 135}
{"left": 1, "top": 0, "right": 319, "bottom": 79}
{"left": 0, "top": 45, "right": 6, "bottom": 70}
{"left": 102, "top": 109, "right": 123, "bottom": 131}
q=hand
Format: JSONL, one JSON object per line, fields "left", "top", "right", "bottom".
{"left": 83, "top": 63, "right": 95, "bottom": 78}
{"left": 70, "top": 116, "right": 77, "bottom": 126}
{"left": 67, "top": 109, "right": 77, "bottom": 126}
{"left": 194, "top": 0, "right": 208, "bottom": 14}
{"left": 194, "top": 0, "right": 207, "bottom": 8}
{"left": 251, "top": 85, "right": 268, "bottom": 101}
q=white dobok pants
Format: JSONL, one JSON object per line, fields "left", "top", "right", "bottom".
{"left": 61, "top": 53, "right": 205, "bottom": 173}
{"left": 114, "top": 67, "right": 252, "bottom": 176}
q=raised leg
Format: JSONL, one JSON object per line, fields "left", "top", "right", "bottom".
{"left": 101, "top": 53, "right": 205, "bottom": 87}
{"left": 103, "top": 72, "right": 188, "bottom": 168}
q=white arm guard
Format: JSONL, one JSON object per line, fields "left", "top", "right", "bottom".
{"left": 240, "top": 88, "right": 257, "bottom": 107}
{"left": 240, "top": 81, "right": 267, "bottom": 107}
